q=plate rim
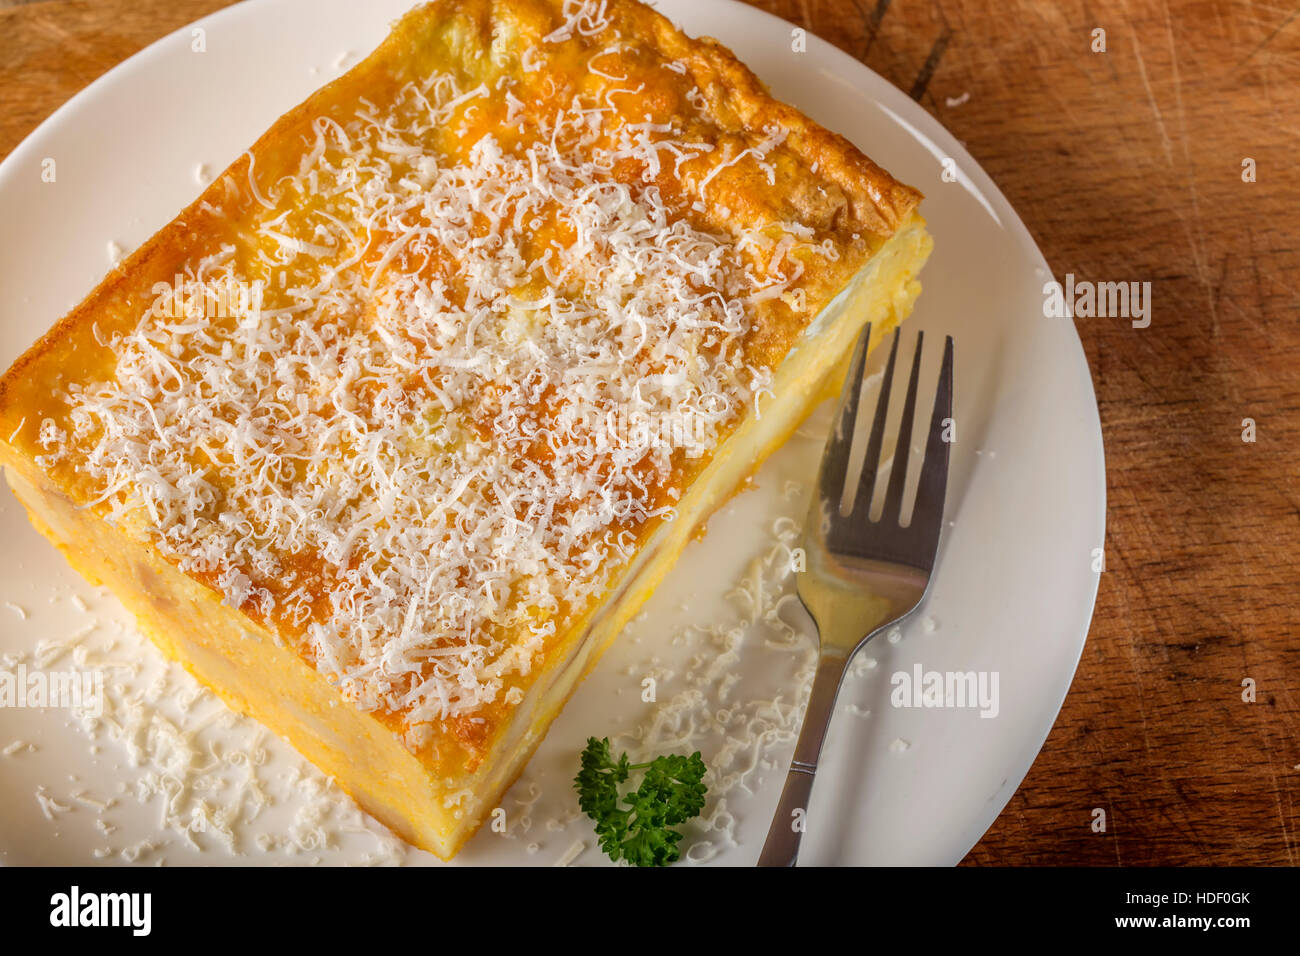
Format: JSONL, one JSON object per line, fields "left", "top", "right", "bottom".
{"left": 0, "top": 0, "right": 1106, "bottom": 865}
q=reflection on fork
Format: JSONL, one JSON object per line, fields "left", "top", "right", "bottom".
{"left": 757, "top": 323, "right": 953, "bottom": 867}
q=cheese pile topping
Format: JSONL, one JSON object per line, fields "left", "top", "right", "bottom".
{"left": 45, "top": 32, "right": 831, "bottom": 749}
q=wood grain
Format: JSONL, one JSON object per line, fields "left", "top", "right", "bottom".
{"left": 1, "top": 0, "right": 1296, "bottom": 865}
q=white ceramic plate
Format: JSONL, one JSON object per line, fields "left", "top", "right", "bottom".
{"left": 0, "top": 0, "right": 1104, "bottom": 866}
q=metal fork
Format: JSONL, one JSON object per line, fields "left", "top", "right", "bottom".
{"left": 756, "top": 323, "right": 953, "bottom": 867}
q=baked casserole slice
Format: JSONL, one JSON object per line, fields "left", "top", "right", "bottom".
{"left": 0, "top": 0, "right": 930, "bottom": 859}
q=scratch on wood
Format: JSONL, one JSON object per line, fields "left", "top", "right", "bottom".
{"left": 1132, "top": 38, "right": 1174, "bottom": 163}
{"left": 853, "top": 0, "right": 891, "bottom": 58}
{"left": 1237, "top": 3, "right": 1300, "bottom": 67}
{"left": 909, "top": 26, "right": 953, "bottom": 100}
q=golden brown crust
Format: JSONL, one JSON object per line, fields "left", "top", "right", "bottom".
{"left": 424, "top": 0, "right": 924, "bottom": 366}
{"left": 0, "top": 0, "right": 922, "bottom": 445}
{"left": 0, "top": 0, "right": 925, "bottom": 803}
{"left": 619, "top": 0, "right": 922, "bottom": 237}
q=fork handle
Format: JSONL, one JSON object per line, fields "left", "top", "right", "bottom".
{"left": 756, "top": 650, "right": 851, "bottom": 867}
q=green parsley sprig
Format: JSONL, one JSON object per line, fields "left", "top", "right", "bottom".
{"left": 574, "top": 737, "right": 707, "bottom": 867}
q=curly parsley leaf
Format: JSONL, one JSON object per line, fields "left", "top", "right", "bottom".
{"left": 574, "top": 737, "right": 708, "bottom": 867}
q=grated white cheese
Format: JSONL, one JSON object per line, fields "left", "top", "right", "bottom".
{"left": 543, "top": 0, "right": 611, "bottom": 44}
{"left": 552, "top": 837, "right": 586, "bottom": 866}
{"left": 35, "top": 786, "right": 71, "bottom": 820}
{"left": 7, "top": 616, "right": 405, "bottom": 864}
{"left": 48, "top": 48, "right": 824, "bottom": 750}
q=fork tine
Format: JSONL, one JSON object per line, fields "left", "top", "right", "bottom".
{"left": 879, "top": 331, "right": 925, "bottom": 523}
{"left": 909, "top": 334, "right": 954, "bottom": 546}
{"left": 816, "top": 323, "right": 872, "bottom": 509}
{"left": 850, "top": 328, "right": 901, "bottom": 516}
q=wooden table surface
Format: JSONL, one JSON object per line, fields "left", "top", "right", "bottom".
{"left": 1, "top": 0, "right": 1296, "bottom": 866}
